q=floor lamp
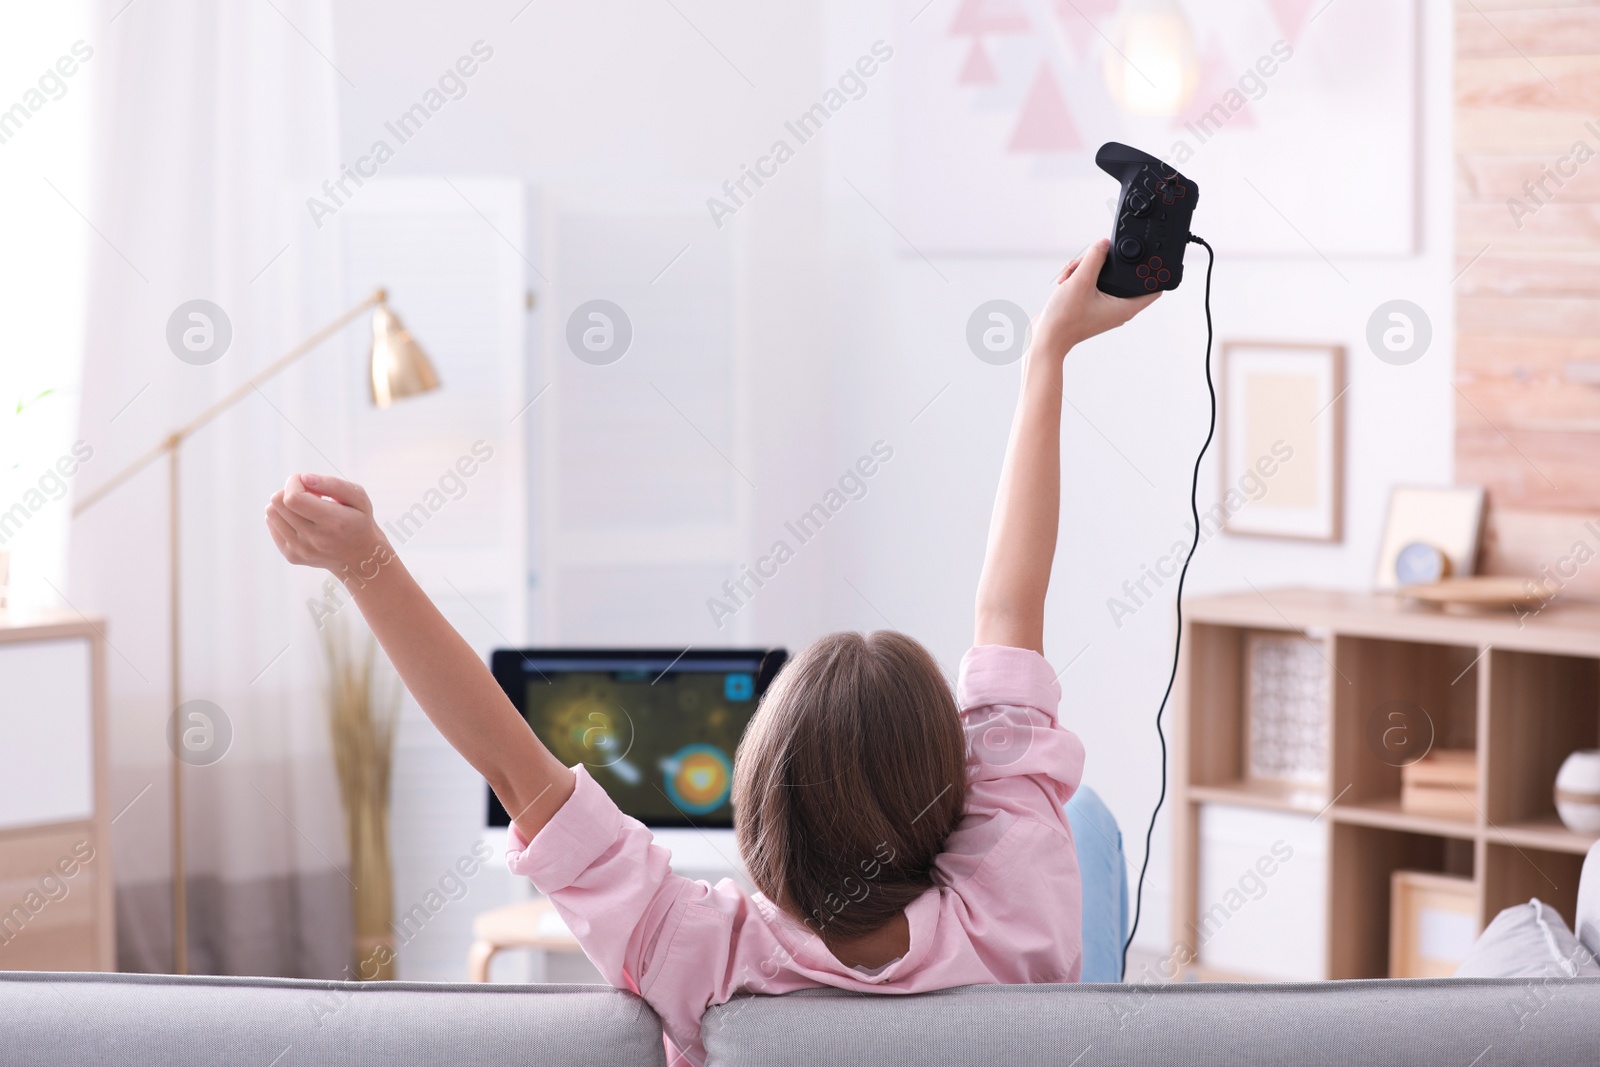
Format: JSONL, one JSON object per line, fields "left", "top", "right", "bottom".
{"left": 72, "top": 287, "right": 440, "bottom": 974}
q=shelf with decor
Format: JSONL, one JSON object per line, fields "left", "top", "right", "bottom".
{"left": 1172, "top": 588, "right": 1600, "bottom": 982}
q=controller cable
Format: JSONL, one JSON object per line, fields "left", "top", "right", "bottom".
{"left": 1121, "top": 233, "right": 1214, "bottom": 980}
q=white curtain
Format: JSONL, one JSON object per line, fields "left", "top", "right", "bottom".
{"left": 69, "top": 0, "right": 356, "bottom": 976}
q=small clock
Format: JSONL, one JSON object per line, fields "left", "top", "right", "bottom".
{"left": 1395, "top": 541, "right": 1451, "bottom": 586}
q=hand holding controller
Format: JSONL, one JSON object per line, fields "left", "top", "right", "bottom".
{"left": 1094, "top": 141, "right": 1200, "bottom": 298}
{"left": 1093, "top": 141, "right": 1214, "bottom": 979}
{"left": 1031, "top": 239, "right": 1159, "bottom": 360}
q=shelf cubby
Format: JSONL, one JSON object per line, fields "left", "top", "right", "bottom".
{"left": 1184, "top": 621, "right": 1331, "bottom": 812}
{"left": 1185, "top": 623, "right": 1258, "bottom": 792}
{"left": 1482, "top": 841, "right": 1588, "bottom": 927}
{"left": 1328, "top": 823, "right": 1474, "bottom": 980}
{"left": 1329, "top": 635, "right": 1480, "bottom": 815}
{"left": 1484, "top": 649, "right": 1600, "bottom": 829}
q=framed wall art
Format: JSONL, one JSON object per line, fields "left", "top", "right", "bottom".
{"left": 892, "top": 0, "right": 1419, "bottom": 256}
{"left": 1221, "top": 341, "right": 1344, "bottom": 541}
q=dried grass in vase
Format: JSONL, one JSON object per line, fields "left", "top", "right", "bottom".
{"left": 322, "top": 618, "right": 400, "bottom": 980}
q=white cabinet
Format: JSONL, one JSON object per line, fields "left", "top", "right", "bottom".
{"left": 0, "top": 637, "right": 94, "bottom": 830}
{"left": 0, "top": 615, "right": 112, "bottom": 971}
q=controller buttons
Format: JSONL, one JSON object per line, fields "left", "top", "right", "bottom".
{"left": 1156, "top": 178, "right": 1188, "bottom": 205}
{"left": 1117, "top": 236, "right": 1144, "bottom": 261}
{"left": 1127, "top": 190, "right": 1153, "bottom": 217}
{"left": 1135, "top": 256, "right": 1171, "bottom": 291}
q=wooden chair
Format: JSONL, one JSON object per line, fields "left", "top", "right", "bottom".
{"left": 466, "top": 898, "right": 582, "bottom": 982}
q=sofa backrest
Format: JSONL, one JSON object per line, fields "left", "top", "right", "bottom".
{"left": 0, "top": 972, "right": 665, "bottom": 1067}
{"left": 14, "top": 971, "right": 1600, "bottom": 1065}
{"left": 702, "top": 979, "right": 1600, "bottom": 1066}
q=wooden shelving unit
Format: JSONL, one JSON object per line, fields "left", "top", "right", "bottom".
{"left": 1173, "top": 588, "right": 1600, "bottom": 980}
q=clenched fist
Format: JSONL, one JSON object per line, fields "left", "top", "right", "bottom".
{"left": 265, "top": 473, "right": 393, "bottom": 585}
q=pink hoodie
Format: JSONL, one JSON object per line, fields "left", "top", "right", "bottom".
{"left": 506, "top": 644, "right": 1085, "bottom": 1065}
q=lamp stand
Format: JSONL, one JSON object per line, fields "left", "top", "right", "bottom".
{"left": 75, "top": 289, "right": 388, "bottom": 975}
{"left": 169, "top": 439, "right": 184, "bottom": 973}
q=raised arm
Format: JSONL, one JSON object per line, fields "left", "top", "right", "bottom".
{"left": 974, "top": 239, "right": 1159, "bottom": 653}
{"left": 266, "top": 473, "right": 574, "bottom": 840}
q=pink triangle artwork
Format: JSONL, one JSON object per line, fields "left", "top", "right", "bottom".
{"left": 949, "top": 0, "right": 1032, "bottom": 36}
{"left": 1052, "top": 0, "right": 1121, "bottom": 57}
{"left": 1007, "top": 63, "right": 1083, "bottom": 153}
{"left": 896, "top": 0, "right": 1418, "bottom": 256}
{"left": 959, "top": 39, "right": 1000, "bottom": 84}
{"left": 1266, "top": 0, "right": 1320, "bottom": 46}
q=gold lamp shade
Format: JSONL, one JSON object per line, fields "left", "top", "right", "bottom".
{"left": 369, "top": 296, "right": 440, "bottom": 408}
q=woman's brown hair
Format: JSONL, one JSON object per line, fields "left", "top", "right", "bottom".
{"left": 732, "top": 630, "right": 967, "bottom": 943}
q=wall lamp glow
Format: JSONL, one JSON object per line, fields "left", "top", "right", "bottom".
{"left": 1103, "top": 0, "right": 1200, "bottom": 118}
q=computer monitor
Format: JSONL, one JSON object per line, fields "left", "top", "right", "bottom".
{"left": 487, "top": 647, "right": 787, "bottom": 830}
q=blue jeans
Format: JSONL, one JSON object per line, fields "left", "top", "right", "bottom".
{"left": 1065, "top": 786, "right": 1129, "bottom": 982}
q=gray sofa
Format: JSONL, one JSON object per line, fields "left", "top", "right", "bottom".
{"left": 5, "top": 970, "right": 1599, "bottom": 1065}
{"left": 0, "top": 973, "right": 663, "bottom": 1066}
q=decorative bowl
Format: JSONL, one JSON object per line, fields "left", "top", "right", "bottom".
{"left": 1554, "top": 749, "right": 1600, "bottom": 835}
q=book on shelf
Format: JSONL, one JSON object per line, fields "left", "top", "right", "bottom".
{"left": 1400, "top": 749, "right": 1478, "bottom": 820}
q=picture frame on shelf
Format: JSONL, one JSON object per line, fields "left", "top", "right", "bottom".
{"left": 1390, "top": 871, "right": 1478, "bottom": 978}
{"left": 1372, "top": 485, "right": 1486, "bottom": 592}
{"left": 1220, "top": 342, "right": 1345, "bottom": 542}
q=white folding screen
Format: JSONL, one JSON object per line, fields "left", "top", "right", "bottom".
{"left": 534, "top": 204, "right": 750, "bottom": 647}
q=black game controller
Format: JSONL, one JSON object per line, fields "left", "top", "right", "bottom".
{"left": 1095, "top": 142, "right": 1199, "bottom": 298}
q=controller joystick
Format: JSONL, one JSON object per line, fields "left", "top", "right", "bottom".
{"left": 1094, "top": 142, "right": 1200, "bottom": 298}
